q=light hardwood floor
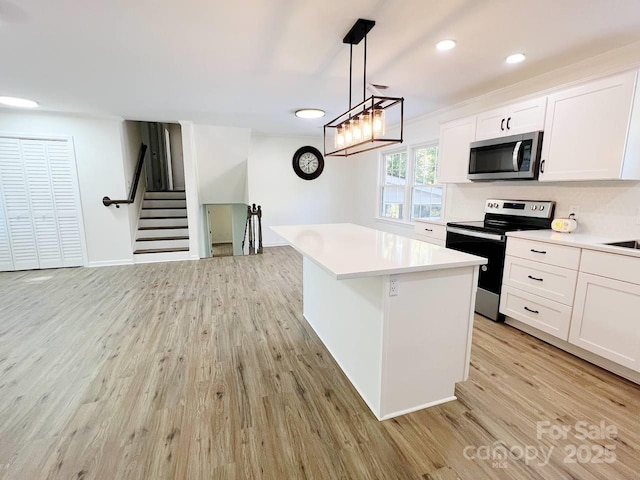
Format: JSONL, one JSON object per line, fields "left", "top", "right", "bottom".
{"left": 0, "top": 247, "right": 638, "bottom": 479}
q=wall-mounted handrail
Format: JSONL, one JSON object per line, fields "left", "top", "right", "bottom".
{"left": 103, "top": 143, "right": 148, "bottom": 208}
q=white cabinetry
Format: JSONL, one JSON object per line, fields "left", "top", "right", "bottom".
{"left": 414, "top": 221, "right": 446, "bottom": 247}
{"left": 475, "top": 97, "right": 547, "bottom": 141}
{"left": 539, "top": 70, "right": 640, "bottom": 181}
{"left": 437, "top": 116, "right": 475, "bottom": 184}
{"left": 500, "top": 238, "right": 580, "bottom": 340}
{"left": 569, "top": 251, "right": 640, "bottom": 372}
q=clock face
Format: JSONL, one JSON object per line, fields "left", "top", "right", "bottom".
{"left": 299, "top": 152, "right": 319, "bottom": 174}
{"left": 292, "top": 146, "right": 324, "bottom": 180}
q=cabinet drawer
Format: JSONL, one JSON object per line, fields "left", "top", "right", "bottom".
{"left": 506, "top": 237, "right": 581, "bottom": 270}
{"left": 503, "top": 256, "right": 578, "bottom": 306}
{"left": 580, "top": 250, "right": 640, "bottom": 285}
{"left": 500, "top": 285, "right": 572, "bottom": 340}
{"left": 414, "top": 222, "right": 446, "bottom": 241}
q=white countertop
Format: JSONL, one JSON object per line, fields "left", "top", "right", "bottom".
{"left": 507, "top": 230, "right": 640, "bottom": 258}
{"left": 271, "top": 223, "right": 486, "bottom": 280}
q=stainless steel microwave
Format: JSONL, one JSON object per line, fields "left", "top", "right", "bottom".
{"left": 468, "top": 131, "right": 543, "bottom": 181}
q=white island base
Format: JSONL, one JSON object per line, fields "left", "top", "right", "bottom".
{"left": 272, "top": 224, "right": 484, "bottom": 420}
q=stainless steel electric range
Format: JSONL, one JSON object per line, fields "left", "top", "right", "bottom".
{"left": 446, "top": 199, "right": 555, "bottom": 321}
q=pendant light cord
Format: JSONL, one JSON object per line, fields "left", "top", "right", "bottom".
{"left": 349, "top": 44, "right": 353, "bottom": 110}
{"left": 363, "top": 35, "right": 367, "bottom": 103}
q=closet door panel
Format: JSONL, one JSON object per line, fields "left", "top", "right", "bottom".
{"left": 47, "top": 141, "right": 83, "bottom": 266}
{"left": 22, "top": 140, "right": 61, "bottom": 269}
{"left": 0, "top": 139, "right": 38, "bottom": 270}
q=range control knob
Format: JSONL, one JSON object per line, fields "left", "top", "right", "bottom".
{"left": 539, "top": 205, "right": 545, "bottom": 211}
{"left": 531, "top": 205, "right": 538, "bottom": 210}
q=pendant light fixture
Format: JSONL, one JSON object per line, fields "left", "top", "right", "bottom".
{"left": 324, "top": 19, "right": 404, "bottom": 157}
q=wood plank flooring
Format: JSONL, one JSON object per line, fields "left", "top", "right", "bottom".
{"left": 0, "top": 246, "right": 638, "bottom": 479}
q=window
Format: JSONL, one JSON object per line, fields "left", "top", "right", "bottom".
{"left": 380, "top": 151, "right": 407, "bottom": 219}
{"left": 411, "top": 145, "right": 443, "bottom": 220}
{"left": 379, "top": 144, "right": 444, "bottom": 221}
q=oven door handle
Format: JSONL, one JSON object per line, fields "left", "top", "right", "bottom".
{"left": 446, "top": 226, "right": 505, "bottom": 242}
{"left": 512, "top": 141, "right": 522, "bottom": 172}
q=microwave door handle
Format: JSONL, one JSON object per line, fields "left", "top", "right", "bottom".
{"left": 512, "top": 141, "right": 522, "bottom": 171}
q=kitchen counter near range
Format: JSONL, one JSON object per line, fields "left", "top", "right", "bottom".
{"left": 506, "top": 229, "right": 640, "bottom": 258}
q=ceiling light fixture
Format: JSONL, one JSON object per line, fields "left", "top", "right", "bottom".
{"left": 506, "top": 53, "right": 526, "bottom": 64}
{"left": 295, "top": 108, "right": 326, "bottom": 119}
{"left": 324, "top": 19, "right": 404, "bottom": 157}
{"left": 0, "top": 96, "right": 39, "bottom": 108}
{"left": 436, "top": 39, "right": 457, "bottom": 51}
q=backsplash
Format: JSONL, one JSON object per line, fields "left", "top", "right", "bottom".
{"left": 446, "top": 180, "right": 640, "bottom": 238}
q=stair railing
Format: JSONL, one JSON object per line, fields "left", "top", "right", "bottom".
{"left": 103, "top": 143, "right": 148, "bottom": 208}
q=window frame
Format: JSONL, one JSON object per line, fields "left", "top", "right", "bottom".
{"left": 377, "top": 141, "right": 445, "bottom": 224}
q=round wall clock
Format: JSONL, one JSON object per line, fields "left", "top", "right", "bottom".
{"left": 292, "top": 146, "right": 324, "bottom": 180}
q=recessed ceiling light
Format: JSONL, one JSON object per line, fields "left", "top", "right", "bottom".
{"left": 436, "top": 39, "right": 457, "bottom": 51}
{"left": 506, "top": 53, "right": 526, "bottom": 64}
{"left": 295, "top": 109, "right": 325, "bottom": 119}
{"left": 0, "top": 96, "right": 39, "bottom": 108}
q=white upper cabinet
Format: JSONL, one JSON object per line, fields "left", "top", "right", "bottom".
{"left": 475, "top": 97, "right": 547, "bottom": 141}
{"left": 437, "top": 116, "right": 476, "bottom": 184}
{"left": 539, "top": 70, "right": 640, "bottom": 181}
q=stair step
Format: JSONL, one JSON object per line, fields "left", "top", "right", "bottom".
{"left": 138, "top": 225, "right": 188, "bottom": 230}
{"left": 136, "top": 236, "right": 189, "bottom": 242}
{"left": 136, "top": 228, "right": 189, "bottom": 238}
{"left": 134, "top": 247, "right": 189, "bottom": 254}
{"left": 139, "top": 217, "right": 188, "bottom": 228}
{"left": 135, "top": 238, "right": 189, "bottom": 250}
{"left": 143, "top": 199, "right": 186, "bottom": 209}
{"left": 145, "top": 192, "right": 186, "bottom": 200}
{"left": 140, "top": 209, "right": 187, "bottom": 218}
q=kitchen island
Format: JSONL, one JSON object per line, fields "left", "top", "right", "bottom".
{"left": 271, "top": 223, "right": 486, "bottom": 420}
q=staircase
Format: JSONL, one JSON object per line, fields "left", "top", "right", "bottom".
{"left": 133, "top": 191, "right": 190, "bottom": 263}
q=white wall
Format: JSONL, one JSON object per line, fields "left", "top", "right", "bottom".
{"left": 168, "top": 123, "right": 185, "bottom": 190}
{"left": 121, "top": 120, "right": 144, "bottom": 246}
{"left": 354, "top": 42, "right": 640, "bottom": 239}
{"left": 0, "top": 111, "right": 134, "bottom": 266}
{"left": 193, "top": 124, "right": 251, "bottom": 204}
{"left": 248, "top": 134, "right": 356, "bottom": 246}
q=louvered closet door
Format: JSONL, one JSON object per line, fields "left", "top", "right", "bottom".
{"left": 0, "top": 138, "right": 39, "bottom": 270}
{"left": 0, "top": 140, "right": 15, "bottom": 271}
{"left": 22, "top": 140, "right": 63, "bottom": 269}
{"left": 46, "top": 140, "right": 83, "bottom": 267}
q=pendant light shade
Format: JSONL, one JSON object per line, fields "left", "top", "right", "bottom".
{"left": 324, "top": 19, "right": 404, "bottom": 157}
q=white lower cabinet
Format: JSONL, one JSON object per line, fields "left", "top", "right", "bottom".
{"left": 414, "top": 221, "right": 446, "bottom": 246}
{"left": 569, "top": 267, "right": 640, "bottom": 373}
{"left": 502, "top": 237, "right": 640, "bottom": 378}
{"left": 501, "top": 285, "right": 573, "bottom": 340}
{"left": 500, "top": 239, "right": 580, "bottom": 340}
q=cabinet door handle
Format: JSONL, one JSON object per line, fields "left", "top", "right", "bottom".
{"left": 501, "top": 118, "right": 505, "bottom": 131}
{"left": 524, "top": 306, "right": 539, "bottom": 314}
{"left": 540, "top": 159, "right": 545, "bottom": 173}
{"left": 506, "top": 117, "right": 512, "bottom": 130}
{"left": 528, "top": 275, "right": 544, "bottom": 282}
{"left": 530, "top": 249, "right": 547, "bottom": 254}
{"left": 424, "top": 228, "right": 433, "bottom": 232}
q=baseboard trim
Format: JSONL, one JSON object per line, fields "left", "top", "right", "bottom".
{"left": 263, "top": 242, "right": 289, "bottom": 247}
{"left": 87, "top": 259, "right": 134, "bottom": 268}
{"left": 378, "top": 396, "right": 458, "bottom": 421}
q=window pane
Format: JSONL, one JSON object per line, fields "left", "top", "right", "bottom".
{"left": 414, "top": 146, "right": 439, "bottom": 185}
{"left": 381, "top": 186, "right": 405, "bottom": 219}
{"left": 411, "top": 186, "right": 443, "bottom": 220}
{"left": 384, "top": 152, "right": 407, "bottom": 186}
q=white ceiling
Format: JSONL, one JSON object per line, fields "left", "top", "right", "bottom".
{"left": 2, "top": 0, "right": 640, "bottom": 135}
